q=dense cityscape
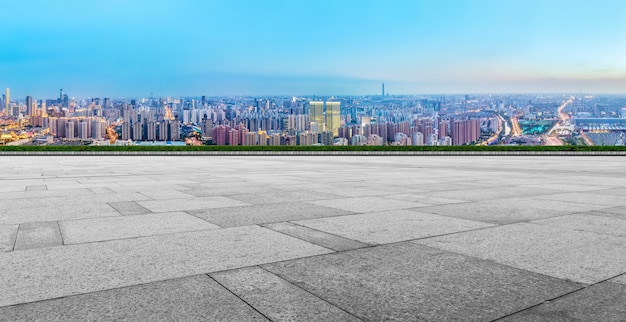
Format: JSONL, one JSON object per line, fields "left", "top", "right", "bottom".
{"left": 1, "top": 86, "right": 626, "bottom": 147}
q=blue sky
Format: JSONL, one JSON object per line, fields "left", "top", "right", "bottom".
{"left": 1, "top": 0, "right": 625, "bottom": 98}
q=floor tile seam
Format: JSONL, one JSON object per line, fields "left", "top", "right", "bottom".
{"left": 56, "top": 225, "right": 225, "bottom": 247}
{"left": 182, "top": 210, "right": 225, "bottom": 227}
{"left": 9, "top": 224, "right": 18, "bottom": 252}
{"left": 531, "top": 196, "right": 626, "bottom": 208}
{"left": 378, "top": 223, "right": 513, "bottom": 247}
{"left": 489, "top": 200, "right": 616, "bottom": 212}
{"left": 488, "top": 286, "right": 586, "bottom": 322}
{"left": 433, "top": 210, "right": 598, "bottom": 226}
{"left": 106, "top": 203, "right": 154, "bottom": 217}
{"left": 268, "top": 221, "right": 374, "bottom": 251}
{"left": 56, "top": 221, "right": 65, "bottom": 246}
{"left": 302, "top": 200, "right": 438, "bottom": 213}
{"left": 489, "top": 272, "right": 626, "bottom": 321}
{"left": 205, "top": 273, "right": 273, "bottom": 322}
{"left": 411, "top": 241, "right": 595, "bottom": 290}
{"left": 259, "top": 224, "right": 340, "bottom": 252}
{"left": 256, "top": 265, "right": 367, "bottom": 321}
{"left": 1, "top": 213, "right": 123, "bottom": 227}
{"left": 524, "top": 221, "right": 626, "bottom": 238}
{"left": 0, "top": 273, "right": 220, "bottom": 310}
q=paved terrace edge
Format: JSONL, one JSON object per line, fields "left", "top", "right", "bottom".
{"left": 1, "top": 151, "right": 626, "bottom": 156}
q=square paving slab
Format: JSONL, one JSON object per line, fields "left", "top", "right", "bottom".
{"left": 294, "top": 210, "right": 493, "bottom": 244}
{"left": 137, "top": 196, "right": 249, "bottom": 212}
{"left": 417, "top": 202, "right": 571, "bottom": 225}
{"left": 262, "top": 222, "right": 370, "bottom": 251}
{"left": 108, "top": 201, "right": 152, "bottom": 216}
{"left": 0, "top": 275, "right": 267, "bottom": 321}
{"left": 416, "top": 223, "right": 626, "bottom": 284}
{"left": 0, "top": 225, "right": 18, "bottom": 252}
{"left": 0, "top": 225, "right": 331, "bottom": 307}
{"left": 307, "top": 197, "right": 428, "bottom": 213}
{"left": 611, "top": 274, "right": 626, "bottom": 286}
{"left": 500, "top": 282, "right": 626, "bottom": 322}
{"left": 263, "top": 242, "right": 580, "bottom": 322}
{"left": 13, "top": 222, "right": 63, "bottom": 251}
{"left": 0, "top": 203, "right": 121, "bottom": 225}
{"left": 188, "top": 202, "right": 353, "bottom": 228}
{"left": 531, "top": 214, "right": 626, "bottom": 237}
{"left": 59, "top": 212, "right": 220, "bottom": 244}
{"left": 211, "top": 267, "right": 360, "bottom": 321}
{"left": 534, "top": 192, "right": 626, "bottom": 207}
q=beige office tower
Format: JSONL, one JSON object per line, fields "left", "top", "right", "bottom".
{"left": 325, "top": 101, "right": 340, "bottom": 136}
{"left": 309, "top": 101, "right": 325, "bottom": 132}
{"left": 5, "top": 88, "right": 9, "bottom": 115}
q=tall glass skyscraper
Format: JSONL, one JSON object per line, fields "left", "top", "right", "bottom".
{"left": 309, "top": 101, "right": 324, "bottom": 133}
{"left": 325, "top": 101, "right": 340, "bottom": 136}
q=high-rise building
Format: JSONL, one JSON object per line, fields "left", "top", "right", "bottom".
{"left": 25, "top": 96, "right": 33, "bottom": 116}
{"left": 5, "top": 88, "right": 10, "bottom": 115}
{"left": 412, "top": 132, "right": 424, "bottom": 146}
{"left": 309, "top": 101, "right": 324, "bottom": 132}
{"left": 325, "top": 101, "right": 341, "bottom": 136}
{"left": 382, "top": 83, "right": 385, "bottom": 97}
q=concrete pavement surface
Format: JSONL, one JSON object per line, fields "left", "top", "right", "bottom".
{"left": 0, "top": 156, "right": 625, "bottom": 321}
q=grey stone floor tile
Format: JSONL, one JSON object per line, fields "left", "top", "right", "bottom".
{"left": 0, "top": 197, "right": 73, "bottom": 210}
{"left": 14, "top": 222, "right": 63, "bottom": 251}
{"left": 0, "top": 205, "right": 121, "bottom": 225}
{"left": 138, "top": 196, "right": 249, "bottom": 212}
{"left": 416, "top": 223, "right": 626, "bottom": 284}
{"left": 25, "top": 185, "right": 47, "bottom": 191}
{"left": 590, "top": 206, "right": 626, "bottom": 218}
{"left": 611, "top": 274, "right": 626, "bottom": 285}
{"left": 0, "top": 225, "right": 18, "bottom": 252}
{"left": 520, "top": 183, "right": 614, "bottom": 192}
{"left": 60, "top": 212, "right": 220, "bottom": 244}
{"left": 592, "top": 187, "right": 626, "bottom": 196}
{"left": 84, "top": 191, "right": 153, "bottom": 202}
{"left": 307, "top": 197, "right": 428, "bottom": 213}
{"left": 227, "top": 190, "right": 339, "bottom": 205}
{"left": 188, "top": 202, "right": 353, "bottom": 228}
{"left": 0, "top": 225, "right": 331, "bottom": 306}
{"left": 531, "top": 214, "right": 626, "bottom": 237}
{"left": 108, "top": 201, "right": 152, "bottom": 216}
{"left": 0, "top": 188, "right": 94, "bottom": 201}
{"left": 426, "top": 186, "right": 562, "bottom": 201}
{"left": 138, "top": 189, "right": 196, "bottom": 199}
{"left": 182, "top": 186, "right": 276, "bottom": 197}
{"left": 418, "top": 202, "right": 571, "bottom": 224}
{"left": 88, "top": 187, "right": 116, "bottom": 194}
{"left": 284, "top": 185, "right": 397, "bottom": 197}
{"left": 294, "top": 210, "right": 493, "bottom": 244}
{"left": 263, "top": 222, "right": 370, "bottom": 251}
{"left": 483, "top": 197, "right": 612, "bottom": 213}
{"left": 0, "top": 275, "right": 268, "bottom": 322}
{"left": 534, "top": 192, "right": 626, "bottom": 207}
{"left": 211, "top": 267, "right": 361, "bottom": 322}
{"left": 382, "top": 193, "right": 467, "bottom": 205}
{"left": 500, "top": 282, "right": 626, "bottom": 322}
{"left": 263, "top": 243, "right": 580, "bottom": 322}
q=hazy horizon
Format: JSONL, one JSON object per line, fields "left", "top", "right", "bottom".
{"left": 2, "top": 0, "right": 625, "bottom": 98}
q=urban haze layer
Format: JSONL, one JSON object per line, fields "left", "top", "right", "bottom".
{"left": 2, "top": 87, "right": 626, "bottom": 147}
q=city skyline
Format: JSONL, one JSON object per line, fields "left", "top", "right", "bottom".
{"left": 2, "top": 0, "right": 626, "bottom": 98}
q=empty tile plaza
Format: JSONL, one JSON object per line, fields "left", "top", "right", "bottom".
{"left": 1, "top": 155, "right": 625, "bottom": 321}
